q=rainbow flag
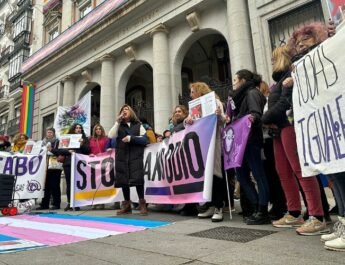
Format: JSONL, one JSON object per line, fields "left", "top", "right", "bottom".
{"left": 19, "top": 82, "right": 35, "bottom": 137}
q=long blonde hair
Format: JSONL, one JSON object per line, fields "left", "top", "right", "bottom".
{"left": 272, "top": 45, "right": 292, "bottom": 72}
{"left": 190, "top": 82, "right": 220, "bottom": 99}
{"left": 92, "top": 124, "right": 106, "bottom": 138}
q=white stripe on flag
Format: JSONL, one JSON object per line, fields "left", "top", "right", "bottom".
{"left": 0, "top": 218, "right": 123, "bottom": 239}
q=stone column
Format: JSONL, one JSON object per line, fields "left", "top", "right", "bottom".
{"left": 100, "top": 54, "right": 115, "bottom": 133}
{"left": 62, "top": 76, "right": 75, "bottom": 106}
{"left": 150, "top": 24, "right": 172, "bottom": 134}
{"left": 226, "top": 0, "right": 255, "bottom": 77}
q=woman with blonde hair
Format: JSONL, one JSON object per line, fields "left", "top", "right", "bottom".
{"left": 11, "top": 133, "right": 28, "bottom": 153}
{"left": 89, "top": 124, "right": 110, "bottom": 210}
{"left": 89, "top": 124, "right": 109, "bottom": 155}
{"left": 108, "top": 104, "right": 148, "bottom": 215}
{"left": 185, "top": 82, "right": 226, "bottom": 222}
{"left": 262, "top": 42, "right": 326, "bottom": 235}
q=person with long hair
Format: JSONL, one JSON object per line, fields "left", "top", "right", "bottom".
{"left": 230, "top": 69, "right": 270, "bottom": 225}
{"left": 108, "top": 104, "right": 148, "bottom": 215}
{"left": 185, "top": 82, "right": 226, "bottom": 222}
{"left": 52, "top": 123, "right": 90, "bottom": 211}
{"left": 278, "top": 22, "right": 340, "bottom": 241}
{"left": 89, "top": 124, "right": 110, "bottom": 210}
{"left": 11, "top": 133, "right": 28, "bottom": 153}
{"left": 262, "top": 24, "right": 328, "bottom": 236}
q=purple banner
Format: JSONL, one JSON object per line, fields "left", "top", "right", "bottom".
{"left": 143, "top": 115, "right": 217, "bottom": 204}
{"left": 222, "top": 115, "right": 252, "bottom": 169}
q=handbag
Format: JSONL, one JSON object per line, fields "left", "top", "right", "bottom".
{"left": 48, "top": 156, "right": 63, "bottom": 170}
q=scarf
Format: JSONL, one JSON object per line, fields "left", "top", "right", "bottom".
{"left": 42, "top": 136, "right": 57, "bottom": 146}
{"left": 230, "top": 81, "right": 256, "bottom": 111}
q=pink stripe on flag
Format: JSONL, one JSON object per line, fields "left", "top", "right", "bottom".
{"left": 12, "top": 215, "right": 146, "bottom": 233}
{"left": 0, "top": 226, "right": 85, "bottom": 246}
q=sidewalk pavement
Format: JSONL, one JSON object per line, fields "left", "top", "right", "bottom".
{"left": 0, "top": 199, "right": 343, "bottom": 265}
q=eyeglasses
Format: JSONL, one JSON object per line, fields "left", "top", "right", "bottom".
{"left": 296, "top": 36, "right": 313, "bottom": 46}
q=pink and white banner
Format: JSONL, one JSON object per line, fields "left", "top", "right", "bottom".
{"left": 70, "top": 150, "right": 124, "bottom": 207}
{"left": 143, "top": 114, "right": 217, "bottom": 204}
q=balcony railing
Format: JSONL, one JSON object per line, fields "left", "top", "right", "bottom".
{"left": 0, "top": 85, "right": 9, "bottom": 99}
{"left": 9, "top": 76, "right": 22, "bottom": 92}
{"left": 0, "top": 45, "right": 14, "bottom": 65}
{"left": 7, "top": 117, "right": 20, "bottom": 136}
{"left": 13, "top": 31, "right": 30, "bottom": 49}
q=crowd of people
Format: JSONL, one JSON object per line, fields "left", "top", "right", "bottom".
{"left": 0, "top": 21, "right": 344, "bottom": 252}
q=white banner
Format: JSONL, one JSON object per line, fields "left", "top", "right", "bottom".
{"left": 70, "top": 150, "right": 139, "bottom": 207}
{"left": 292, "top": 26, "right": 345, "bottom": 177}
{"left": 54, "top": 92, "right": 91, "bottom": 137}
{"left": 0, "top": 150, "right": 47, "bottom": 199}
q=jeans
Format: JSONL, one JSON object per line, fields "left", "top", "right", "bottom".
{"left": 273, "top": 126, "right": 323, "bottom": 216}
{"left": 328, "top": 173, "right": 345, "bottom": 217}
{"left": 236, "top": 144, "right": 270, "bottom": 208}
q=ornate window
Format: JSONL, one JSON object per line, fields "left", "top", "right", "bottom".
{"left": 268, "top": 1, "right": 324, "bottom": 49}
{"left": 76, "top": 0, "right": 93, "bottom": 19}
{"left": 43, "top": 0, "right": 62, "bottom": 44}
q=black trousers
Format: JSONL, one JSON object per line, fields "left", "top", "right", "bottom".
{"left": 41, "top": 169, "right": 62, "bottom": 208}
{"left": 122, "top": 185, "right": 144, "bottom": 201}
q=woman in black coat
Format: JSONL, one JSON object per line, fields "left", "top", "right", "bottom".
{"left": 108, "top": 104, "right": 148, "bottom": 215}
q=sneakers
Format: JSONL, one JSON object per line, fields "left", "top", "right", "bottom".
{"left": 197, "top": 206, "right": 215, "bottom": 218}
{"left": 296, "top": 216, "right": 329, "bottom": 236}
{"left": 321, "top": 217, "right": 343, "bottom": 242}
{"left": 324, "top": 216, "right": 345, "bottom": 252}
{"left": 272, "top": 214, "right": 304, "bottom": 228}
{"left": 211, "top": 208, "right": 223, "bottom": 222}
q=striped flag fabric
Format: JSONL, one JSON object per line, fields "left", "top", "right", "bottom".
{"left": 0, "top": 214, "right": 169, "bottom": 253}
{"left": 19, "top": 82, "right": 35, "bottom": 137}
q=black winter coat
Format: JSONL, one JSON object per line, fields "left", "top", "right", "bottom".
{"left": 261, "top": 71, "right": 292, "bottom": 128}
{"left": 115, "top": 121, "right": 147, "bottom": 187}
{"left": 232, "top": 81, "right": 267, "bottom": 145}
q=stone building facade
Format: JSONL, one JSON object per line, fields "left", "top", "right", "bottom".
{"left": 19, "top": 0, "right": 330, "bottom": 139}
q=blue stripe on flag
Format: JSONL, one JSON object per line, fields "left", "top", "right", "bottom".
{"left": 0, "top": 235, "right": 18, "bottom": 241}
{"left": 36, "top": 214, "right": 170, "bottom": 228}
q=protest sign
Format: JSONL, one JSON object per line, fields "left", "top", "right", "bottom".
{"left": 292, "top": 26, "right": 345, "bottom": 177}
{"left": 23, "top": 140, "right": 42, "bottom": 155}
{"left": 188, "top": 91, "right": 217, "bottom": 120}
{"left": 58, "top": 134, "right": 82, "bottom": 149}
{"left": 222, "top": 115, "right": 252, "bottom": 169}
{"left": 0, "top": 150, "right": 47, "bottom": 199}
{"left": 70, "top": 150, "right": 124, "bottom": 207}
{"left": 53, "top": 92, "right": 91, "bottom": 137}
{"left": 143, "top": 114, "right": 217, "bottom": 204}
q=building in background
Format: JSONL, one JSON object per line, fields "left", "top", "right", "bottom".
{"left": 0, "top": 0, "right": 33, "bottom": 137}
{"left": 20, "top": 0, "right": 330, "bottom": 139}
